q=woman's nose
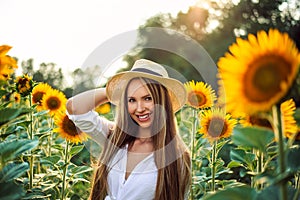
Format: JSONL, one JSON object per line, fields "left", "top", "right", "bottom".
{"left": 136, "top": 101, "right": 145, "bottom": 112}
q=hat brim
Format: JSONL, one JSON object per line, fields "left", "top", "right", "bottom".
{"left": 106, "top": 71, "right": 187, "bottom": 112}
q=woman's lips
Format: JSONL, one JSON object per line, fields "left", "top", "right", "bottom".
{"left": 136, "top": 113, "right": 150, "bottom": 122}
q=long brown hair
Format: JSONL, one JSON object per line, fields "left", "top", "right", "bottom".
{"left": 89, "top": 77, "right": 191, "bottom": 200}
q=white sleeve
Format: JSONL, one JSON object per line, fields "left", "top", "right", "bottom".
{"left": 66, "top": 110, "right": 114, "bottom": 146}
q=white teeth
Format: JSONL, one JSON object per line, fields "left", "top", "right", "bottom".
{"left": 138, "top": 114, "right": 148, "bottom": 119}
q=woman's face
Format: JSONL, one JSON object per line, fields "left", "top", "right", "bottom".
{"left": 127, "top": 79, "right": 154, "bottom": 128}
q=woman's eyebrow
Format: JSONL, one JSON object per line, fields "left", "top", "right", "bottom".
{"left": 127, "top": 94, "right": 151, "bottom": 99}
{"left": 143, "top": 94, "right": 152, "bottom": 98}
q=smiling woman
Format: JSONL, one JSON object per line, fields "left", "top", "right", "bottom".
{"left": 66, "top": 58, "right": 191, "bottom": 200}
{"left": 126, "top": 78, "right": 155, "bottom": 130}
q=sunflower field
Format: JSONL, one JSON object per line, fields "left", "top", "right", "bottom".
{"left": 1, "top": 28, "right": 300, "bottom": 200}
{"left": 0, "top": 45, "right": 107, "bottom": 199}
{"left": 179, "top": 29, "right": 300, "bottom": 200}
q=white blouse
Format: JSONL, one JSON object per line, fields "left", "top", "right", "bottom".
{"left": 67, "top": 111, "right": 158, "bottom": 200}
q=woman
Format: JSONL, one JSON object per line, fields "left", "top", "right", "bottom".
{"left": 66, "top": 59, "right": 191, "bottom": 200}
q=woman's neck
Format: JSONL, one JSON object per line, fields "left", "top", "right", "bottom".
{"left": 136, "top": 137, "right": 152, "bottom": 143}
{"left": 137, "top": 127, "right": 152, "bottom": 142}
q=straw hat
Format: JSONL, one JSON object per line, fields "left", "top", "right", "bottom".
{"left": 106, "top": 59, "right": 187, "bottom": 112}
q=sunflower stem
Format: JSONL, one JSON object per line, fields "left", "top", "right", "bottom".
{"left": 256, "top": 150, "right": 263, "bottom": 190}
{"left": 61, "top": 140, "right": 70, "bottom": 200}
{"left": 211, "top": 140, "right": 217, "bottom": 192}
{"left": 190, "top": 108, "right": 197, "bottom": 199}
{"left": 48, "top": 117, "right": 53, "bottom": 156}
{"left": 29, "top": 94, "right": 34, "bottom": 189}
{"left": 272, "top": 105, "right": 287, "bottom": 200}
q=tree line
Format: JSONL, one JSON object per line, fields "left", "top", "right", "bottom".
{"left": 20, "top": 0, "right": 300, "bottom": 103}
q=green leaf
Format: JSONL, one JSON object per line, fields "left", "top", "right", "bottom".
{"left": 33, "top": 110, "right": 49, "bottom": 117}
{"left": 0, "top": 90, "right": 8, "bottom": 98}
{"left": 69, "top": 165, "right": 93, "bottom": 176}
{"left": 69, "top": 145, "right": 84, "bottom": 157}
{"left": 227, "top": 160, "right": 243, "bottom": 168}
{"left": 202, "top": 185, "right": 256, "bottom": 200}
{"left": 40, "top": 156, "right": 61, "bottom": 166}
{"left": 52, "top": 144, "right": 64, "bottom": 151}
{"left": 0, "top": 181, "right": 25, "bottom": 200}
{"left": 0, "top": 162, "right": 29, "bottom": 182}
{"left": 37, "top": 127, "right": 52, "bottom": 134}
{"left": 230, "top": 149, "right": 255, "bottom": 168}
{"left": 22, "top": 190, "right": 50, "bottom": 200}
{"left": 255, "top": 185, "right": 296, "bottom": 200}
{"left": 0, "top": 139, "right": 38, "bottom": 163}
{"left": 232, "top": 126, "right": 274, "bottom": 152}
{"left": 0, "top": 108, "right": 21, "bottom": 125}
{"left": 287, "top": 145, "right": 300, "bottom": 172}
{"left": 0, "top": 107, "right": 32, "bottom": 126}
{"left": 72, "top": 177, "right": 90, "bottom": 184}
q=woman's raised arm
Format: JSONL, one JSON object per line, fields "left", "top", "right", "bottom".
{"left": 66, "top": 88, "right": 108, "bottom": 115}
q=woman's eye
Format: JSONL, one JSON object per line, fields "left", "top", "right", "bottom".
{"left": 145, "top": 96, "right": 152, "bottom": 101}
{"left": 128, "top": 98, "right": 135, "bottom": 103}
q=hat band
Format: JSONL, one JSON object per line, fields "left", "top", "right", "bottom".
{"left": 131, "top": 68, "right": 163, "bottom": 77}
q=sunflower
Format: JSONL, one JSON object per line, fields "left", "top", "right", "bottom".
{"left": 10, "top": 92, "right": 21, "bottom": 103}
{"left": 32, "top": 82, "right": 53, "bottom": 110}
{"left": 218, "top": 29, "right": 300, "bottom": 115}
{"left": 0, "top": 45, "right": 18, "bottom": 81}
{"left": 54, "top": 110, "right": 88, "bottom": 144}
{"left": 239, "top": 113, "right": 272, "bottom": 130}
{"left": 95, "top": 103, "right": 111, "bottom": 114}
{"left": 42, "top": 88, "right": 67, "bottom": 116}
{"left": 184, "top": 80, "right": 216, "bottom": 109}
{"left": 0, "top": 45, "right": 12, "bottom": 56}
{"left": 199, "top": 108, "right": 237, "bottom": 142}
{"left": 15, "top": 74, "right": 34, "bottom": 97}
{"left": 280, "top": 99, "right": 298, "bottom": 139}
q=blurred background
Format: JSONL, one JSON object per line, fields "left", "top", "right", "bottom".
{"left": 1, "top": 1, "right": 300, "bottom": 199}
{"left": 1, "top": 0, "right": 300, "bottom": 100}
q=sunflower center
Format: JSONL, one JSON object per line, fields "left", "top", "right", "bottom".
{"left": 32, "top": 92, "right": 45, "bottom": 104}
{"left": 249, "top": 115, "right": 272, "bottom": 129}
{"left": 62, "top": 116, "right": 79, "bottom": 136}
{"left": 18, "top": 78, "right": 29, "bottom": 88}
{"left": 244, "top": 55, "right": 291, "bottom": 102}
{"left": 46, "top": 97, "right": 61, "bottom": 110}
{"left": 188, "top": 91, "right": 207, "bottom": 107}
{"left": 207, "top": 117, "right": 228, "bottom": 138}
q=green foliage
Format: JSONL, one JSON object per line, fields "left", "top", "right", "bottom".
{"left": 0, "top": 107, "right": 31, "bottom": 127}
{"left": 0, "top": 78, "right": 93, "bottom": 200}
{"left": 202, "top": 185, "right": 256, "bottom": 200}
{"left": 232, "top": 126, "right": 275, "bottom": 153}
{"left": 0, "top": 162, "right": 29, "bottom": 182}
{"left": 255, "top": 185, "right": 297, "bottom": 200}
{"left": 20, "top": 58, "right": 102, "bottom": 98}
{"left": 0, "top": 139, "right": 38, "bottom": 164}
{"left": 287, "top": 145, "right": 300, "bottom": 172}
{"left": 0, "top": 181, "right": 25, "bottom": 200}
{"left": 181, "top": 104, "right": 300, "bottom": 200}
{"left": 21, "top": 60, "right": 64, "bottom": 90}
{"left": 0, "top": 136, "right": 36, "bottom": 200}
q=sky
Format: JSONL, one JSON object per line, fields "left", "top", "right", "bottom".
{"left": 0, "top": 0, "right": 198, "bottom": 85}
